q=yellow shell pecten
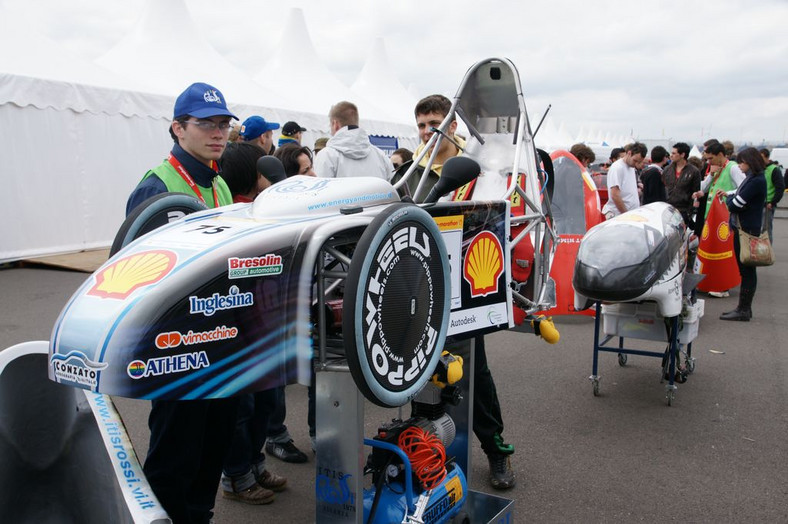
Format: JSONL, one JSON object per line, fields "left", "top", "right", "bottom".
{"left": 464, "top": 232, "right": 503, "bottom": 296}
{"left": 89, "top": 250, "right": 177, "bottom": 299}
{"left": 717, "top": 222, "right": 730, "bottom": 242}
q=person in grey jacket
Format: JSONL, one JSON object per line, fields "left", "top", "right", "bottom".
{"left": 314, "top": 101, "right": 393, "bottom": 180}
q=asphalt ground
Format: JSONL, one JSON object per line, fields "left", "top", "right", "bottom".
{"left": 2, "top": 217, "right": 787, "bottom": 523}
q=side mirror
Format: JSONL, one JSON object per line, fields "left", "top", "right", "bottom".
{"left": 423, "top": 156, "right": 481, "bottom": 203}
{"left": 256, "top": 156, "right": 288, "bottom": 184}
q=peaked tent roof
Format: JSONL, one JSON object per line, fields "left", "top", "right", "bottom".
{"left": 254, "top": 8, "right": 395, "bottom": 123}
{"left": 351, "top": 38, "right": 417, "bottom": 125}
{"left": 0, "top": 6, "right": 172, "bottom": 117}
{"left": 0, "top": 6, "right": 141, "bottom": 91}
{"left": 96, "top": 0, "right": 295, "bottom": 110}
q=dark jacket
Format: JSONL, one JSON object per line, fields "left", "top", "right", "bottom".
{"left": 640, "top": 165, "right": 667, "bottom": 205}
{"left": 662, "top": 161, "right": 701, "bottom": 215}
{"left": 766, "top": 163, "right": 785, "bottom": 206}
{"left": 727, "top": 171, "right": 767, "bottom": 235}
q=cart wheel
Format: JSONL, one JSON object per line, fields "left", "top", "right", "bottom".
{"left": 687, "top": 357, "right": 696, "bottom": 374}
{"left": 617, "top": 353, "right": 627, "bottom": 366}
{"left": 666, "top": 389, "right": 675, "bottom": 406}
{"left": 589, "top": 376, "right": 601, "bottom": 397}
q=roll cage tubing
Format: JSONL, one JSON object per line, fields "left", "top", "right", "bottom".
{"left": 393, "top": 57, "right": 557, "bottom": 312}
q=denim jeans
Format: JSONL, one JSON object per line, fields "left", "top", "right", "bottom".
{"left": 222, "top": 389, "right": 277, "bottom": 492}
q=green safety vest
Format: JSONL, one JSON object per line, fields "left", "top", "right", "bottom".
{"left": 704, "top": 161, "right": 737, "bottom": 219}
{"left": 765, "top": 164, "right": 777, "bottom": 203}
{"left": 142, "top": 159, "right": 233, "bottom": 208}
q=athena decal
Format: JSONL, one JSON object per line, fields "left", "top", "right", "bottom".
{"left": 127, "top": 351, "right": 210, "bottom": 380}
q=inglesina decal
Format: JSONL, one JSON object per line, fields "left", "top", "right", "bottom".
{"left": 189, "top": 285, "right": 253, "bottom": 316}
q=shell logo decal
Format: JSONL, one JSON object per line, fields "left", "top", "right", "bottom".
{"left": 717, "top": 222, "right": 731, "bottom": 242}
{"left": 88, "top": 250, "right": 177, "bottom": 299}
{"left": 463, "top": 231, "right": 504, "bottom": 297}
{"left": 701, "top": 223, "right": 709, "bottom": 241}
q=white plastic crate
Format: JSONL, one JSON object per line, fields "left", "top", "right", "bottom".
{"left": 601, "top": 300, "right": 701, "bottom": 344}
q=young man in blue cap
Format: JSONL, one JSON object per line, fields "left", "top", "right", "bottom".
{"left": 126, "top": 82, "right": 247, "bottom": 523}
{"left": 127, "top": 82, "right": 237, "bottom": 215}
{"left": 239, "top": 115, "right": 280, "bottom": 156}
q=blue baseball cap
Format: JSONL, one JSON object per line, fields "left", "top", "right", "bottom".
{"left": 239, "top": 116, "right": 281, "bottom": 140}
{"left": 173, "top": 82, "right": 237, "bottom": 120}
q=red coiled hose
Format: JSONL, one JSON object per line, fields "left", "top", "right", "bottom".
{"left": 397, "top": 426, "right": 447, "bottom": 490}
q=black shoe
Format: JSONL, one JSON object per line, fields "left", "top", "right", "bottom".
{"left": 487, "top": 453, "right": 516, "bottom": 490}
{"left": 719, "top": 308, "right": 750, "bottom": 321}
{"left": 266, "top": 439, "right": 308, "bottom": 463}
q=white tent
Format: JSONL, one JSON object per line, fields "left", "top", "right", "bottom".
{"left": 96, "top": 0, "right": 295, "bottom": 112}
{"left": 351, "top": 38, "right": 418, "bottom": 125}
{"left": 0, "top": 3, "right": 416, "bottom": 262}
{"left": 535, "top": 118, "right": 565, "bottom": 151}
{"left": 254, "top": 8, "right": 397, "bottom": 125}
{"left": 555, "top": 122, "right": 575, "bottom": 150}
{"left": 0, "top": 5, "right": 178, "bottom": 262}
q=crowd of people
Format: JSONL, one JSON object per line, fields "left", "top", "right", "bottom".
{"left": 572, "top": 137, "right": 784, "bottom": 322}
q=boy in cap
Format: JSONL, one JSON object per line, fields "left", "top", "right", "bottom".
{"left": 126, "top": 82, "right": 241, "bottom": 523}
{"left": 278, "top": 120, "right": 307, "bottom": 148}
{"left": 239, "top": 115, "right": 280, "bottom": 156}
{"left": 126, "top": 82, "right": 237, "bottom": 215}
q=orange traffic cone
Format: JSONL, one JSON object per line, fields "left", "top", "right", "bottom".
{"left": 695, "top": 196, "right": 741, "bottom": 292}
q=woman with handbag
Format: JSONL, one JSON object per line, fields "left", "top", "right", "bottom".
{"left": 718, "top": 147, "right": 767, "bottom": 321}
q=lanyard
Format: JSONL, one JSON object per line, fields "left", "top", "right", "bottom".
{"left": 167, "top": 154, "right": 219, "bottom": 207}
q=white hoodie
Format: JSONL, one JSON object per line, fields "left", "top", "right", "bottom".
{"left": 314, "top": 126, "right": 393, "bottom": 180}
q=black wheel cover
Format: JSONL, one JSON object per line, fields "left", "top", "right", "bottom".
{"left": 343, "top": 204, "right": 451, "bottom": 407}
{"left": 110, "top": 193, "right": 207, "bottom": 256}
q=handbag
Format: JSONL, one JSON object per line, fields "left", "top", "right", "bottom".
{"left": 735, "top": 214, "right": 775, "bottom": 266}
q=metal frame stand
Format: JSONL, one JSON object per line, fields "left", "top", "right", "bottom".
{"left": 314, "top": 339, "right": 515, "bottom": 523}
{"left": 589, "top": 302, "right": 694, "bottom": 406}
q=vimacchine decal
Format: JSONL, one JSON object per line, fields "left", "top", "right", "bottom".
{"left": 50, "top": 351, "right": 108, "bottom": 389}
{"left": 127, "top": 351, "right": 210, "bottom": 379}
{"left": 154, "top": 325, "right": 238, "bottom": 349}
{"left": 228, "top": 254, "right": 283, "bottom": 279}
{"left": 189, "top": 285, "right": 253, "bottom": 316}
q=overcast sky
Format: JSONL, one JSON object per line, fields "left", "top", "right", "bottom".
{"left": 5, "top": 0, "right": 788, "bottom": 145}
